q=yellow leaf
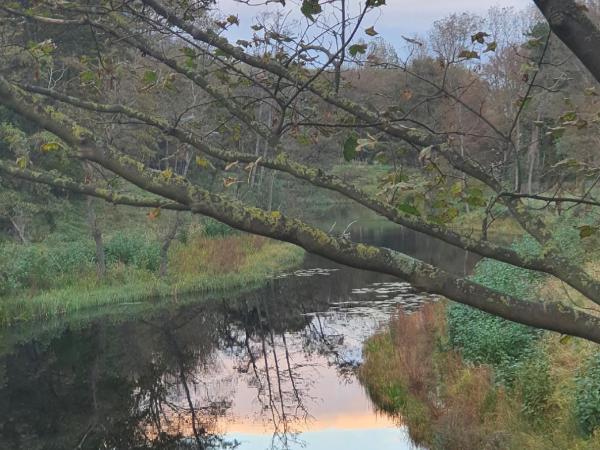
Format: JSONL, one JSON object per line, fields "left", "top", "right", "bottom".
{"left": 196, "top": 156, "right": 210, "bottom": 169}
{"left": 161, "top": 167, "right": 173, "bottom": 180}
{"left": 40, "top": 142, "right": 62, "bottom": 153}
{"left": 16, "top": 156, "right": 27, "bottom": 169}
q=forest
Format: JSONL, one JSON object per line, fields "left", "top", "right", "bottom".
{"left": 3, "top": 0, "right": 600, "bottom": 449}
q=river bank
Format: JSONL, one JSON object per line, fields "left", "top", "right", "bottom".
{"left": 0, "top": 233, "right": 304, "bottom": 326}
{"left": 359, "top": 226, "right": 600, "bottom": 449}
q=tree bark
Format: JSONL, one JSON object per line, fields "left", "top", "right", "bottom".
{"left": 159, "top": 213, "right": 183, "bottom": 278}
{"left": 527, "top": 118, "right": 540, "bottom": 195}
{"left": 86, "top": 197, "right": 106, "bottom": 279}
{"left": 534, "top": 0, "right": 600, "bottom": 83}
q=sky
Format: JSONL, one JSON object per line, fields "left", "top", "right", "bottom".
{"left": 215, "top": 0, "right": 533, "bottom": 51}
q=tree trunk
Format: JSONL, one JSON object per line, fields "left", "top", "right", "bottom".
{"left": 258, "top": 105, "right": 272, "bottom": 187}
{"left": 527, "top": 117, "right": 541, "bottom": 195}
{"left": 268, "top": 171, "right": 276, "bottom": 212}
{"left": 514, "top": 117, "right": 522, "bottom": 192}
{"left": 159, "top": 213, "right": 183, "bottom": 278}
{"left": 86, "top": 197, "right": 106, "bottom": 279}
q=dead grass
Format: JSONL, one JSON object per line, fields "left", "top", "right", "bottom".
{"left": 360, "top": 303, "right": 507, "bottom": 450}
{"left": 170, "top": 235, "right": 267, "bottom": 276}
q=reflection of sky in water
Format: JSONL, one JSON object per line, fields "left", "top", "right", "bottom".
{"left": 0, "top": 224, "right": 471, "bottom": 449}
{"left": 170, "top": 273, "right": 435, "bottom": 449}
{"left": 229, "top": 428, "right": 419, "bottom": 450}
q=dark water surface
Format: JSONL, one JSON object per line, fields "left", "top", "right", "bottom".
{"left": 0, "top": 224, "right": 478, "bottom": 449}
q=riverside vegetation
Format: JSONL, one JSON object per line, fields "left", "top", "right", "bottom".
{"left": 0, "top": 201, "right": 303, "bottom": 325}
{"left": 360, "top": 212, "right": 600, "bottom": 449}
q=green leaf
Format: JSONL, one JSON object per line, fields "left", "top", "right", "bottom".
{"left": 301, "top": 0, "right": 322, "bottom": 21}
{"left": 560, "top": 111, "right": 577, "bottom": 123}
{"left": 349, "top": 44, "right": 368, "bottom": 57}
{"left": 80, "top": 70, "right": 95, "bottom": 84}
{"left": 181, "top": 47, "right": 196, "bottom": 58}
{"left": 559, "top": 334, "right": 572, "bottom": 345}
{"left": 142, "top": 70, "right": 158, "bottom": 85}
{"left": 438, "top": 206, "right": 459, "bottom": 223}
{"left": 484, "top": 41, "right": 497, "bottom": 53}
{"left": 450, "top": 181, "right": 463, "bottom": 197}
{"left": 578, "top": 225, "right": 597, "bottom": 239}
{"left": 16, "top": 156, "right": 27, "bottom": 169}
{"left": 196, "top": 156, "right": 210, "bottom": 169}
{"left": 397, "top": 202, "right": 419, "bottom": 216}
{"left": 343, "top": 133, "right": 358, "bottom": 161}
{"left": 161, "top": 167, "right": 173, "bottom": 181}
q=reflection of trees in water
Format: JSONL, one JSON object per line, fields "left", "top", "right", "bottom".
{"left": 0, "top": 286, "right": 356, "bottom": 450}
{"left": 223, "top": 298, "right": 314, "bottom": 450}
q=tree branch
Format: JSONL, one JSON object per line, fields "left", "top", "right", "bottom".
{"left": 534, "top": 0, "right": 600, "bottom": 84}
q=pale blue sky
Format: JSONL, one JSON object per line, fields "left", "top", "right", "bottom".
{"left": 216, "top": 0, "right": 533, "bottom": 50}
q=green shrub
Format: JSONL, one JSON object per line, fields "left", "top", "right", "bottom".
{"left": 516, "top": 351, "right": 552, "bottom": 423}
{"left": 47, "top": 240, "right": 95, "bottom": 274}
{"left": 0, "top": 244, "right": 51, "bottom": 292}
{"left": 202, "top": 218, "right": 235, "bottom": 237}
{"left": 447, "top": 235, "right": 544, "bottom": 384}
{"left": 575, "top": 353, "right": 600, "bottom": 436}
{"left": 105, "top": 232, "right": 160, "bottom": 272}
{"left": 446, "top": 304, "right": 541, "bottom": 385}
{"left": 0, "top": 240, "right": 95, "bottom": 294}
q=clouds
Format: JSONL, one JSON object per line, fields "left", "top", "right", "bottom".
{"left": 215, "top": 0, "right": 532, "bottom": 48}
{"left": 373, "top": 0, "right": 531, "bottom": 37}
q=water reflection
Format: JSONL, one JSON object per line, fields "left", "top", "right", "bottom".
{"left": 0, "top": 225, "right": 475, "bottom": 449}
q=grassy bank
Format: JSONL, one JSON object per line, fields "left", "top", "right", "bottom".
{"left": 0, "top": 234, "right": 304, "bottom": 326}
{"left": 360, "top": 224, "right": 600, "bottom": 449}
{"left": 361, "top": 300, "right": 600, "bottom": 450}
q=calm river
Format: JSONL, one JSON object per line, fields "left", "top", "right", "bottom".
{"left": 0, "top": 223, "right": 478, "bottom": 449}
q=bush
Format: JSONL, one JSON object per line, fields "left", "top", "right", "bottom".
{"left": 0, "top": 240, "right": 95, "bottom": 294}
{"left": 575, "top": 353, "right": 600, "bottom": 436}
{"left": 446, "top": 304, "right": 541, "bottom": 385}
{"left": 516, "top": 351, "right": 552, "bottom": 423}
{"left": 47, "top": 240, "right": 95, "bottom": 274}
{"left": 447, "top": 235, "right": 544, "bottom": 384}
{"left": 105, "top": 232, "right": 160, "bottom": 272}
{"left": 202, "top": 218, "right": 235, "bottom": 238}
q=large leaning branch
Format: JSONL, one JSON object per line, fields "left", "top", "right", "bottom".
{"left": 534, "top": 0, "right": 600, "bottom": 84}
{"left": 5, "top": 144, "right": 600, "bottom": 344}
{"left": 0, "top": 160, "right": 188, "bottom": 211}
{"left": 4, "top": 2, "right": 557, "bottom": 251}
{"left": 19, "top": 81, "right": 600, "bottom": 307}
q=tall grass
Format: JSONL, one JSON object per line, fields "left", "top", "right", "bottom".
{"left": 361, "top": 302, "right": 600, "bottom": 450}
{"left": 360, "top": 303, "right": 502, "bottom": 450}
{"left": 0, "top": 234, "right": 303, "bottom": 326}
